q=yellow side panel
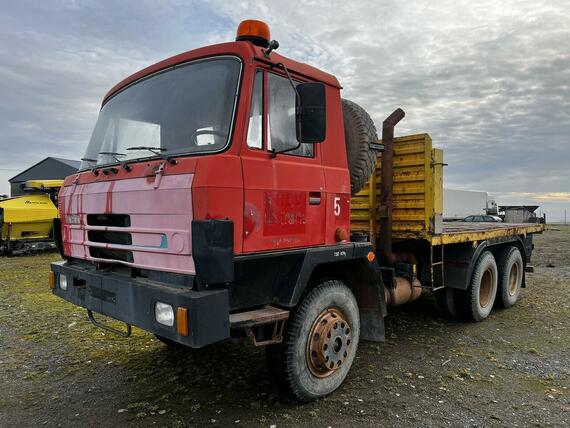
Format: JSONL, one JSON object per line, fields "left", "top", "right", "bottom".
{"left": 25, "top": 179, "right": 64, "bottom": 189}
{"left": 0, "top": 194, "right": 58, "bottom": 241}
{"left": 350, "top": 133, "right": 444, "bottom": 241}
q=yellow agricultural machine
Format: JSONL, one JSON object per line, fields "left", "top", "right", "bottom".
{"left": 0, "top": 179, "right": 62, "bottom": 255}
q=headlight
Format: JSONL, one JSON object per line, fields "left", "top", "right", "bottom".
{"left": 59, "top": 274, "right": 68, "bottom": 290}
{"left": 155, "top": 302, "right": 174, "bottom": 326}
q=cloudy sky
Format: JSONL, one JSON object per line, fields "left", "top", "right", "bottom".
{"left": 1, "top": 0, "right": 569, "bottom": 221}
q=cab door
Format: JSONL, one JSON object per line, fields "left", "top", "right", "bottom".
{"left": 241, "top": 70, "right": 326, "bottom": 253}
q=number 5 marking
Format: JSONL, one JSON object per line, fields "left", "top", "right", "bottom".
{"left": 334, "top": 197, "right": 341, "bottom": 216}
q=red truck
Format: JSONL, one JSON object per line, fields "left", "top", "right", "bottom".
{"left": 50, "top": 20, "right": 543, "bottom": 401}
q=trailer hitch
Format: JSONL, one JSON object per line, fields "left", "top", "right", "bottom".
{"left": 87, "top": 309, "right": 132, "bottom": 338}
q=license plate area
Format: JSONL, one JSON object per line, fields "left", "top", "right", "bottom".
{"left": 88, "top": 285, "right": 117, "bottom": 303}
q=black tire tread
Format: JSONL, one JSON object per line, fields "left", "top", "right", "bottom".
{"left": 460, "top": 251, "right": 498, "bottom": 322}
{"left": 496, "top": 246, "right": 523, "bottom": 308}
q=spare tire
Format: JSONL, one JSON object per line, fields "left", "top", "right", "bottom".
{"left": 342, "top": 99, "right": 378, "bottom": 195}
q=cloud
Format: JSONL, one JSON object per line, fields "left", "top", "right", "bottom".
{"left": 0, "top": 0, "right": 223, "bottom": 189}
{"left": 493, "top": 192, "right": 570, "bottom": 202}
{"left": 1, "top": 0, "right": 569, "bottom": 220}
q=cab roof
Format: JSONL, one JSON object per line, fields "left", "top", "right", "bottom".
{"left": 103, "top": 41, "right": 341, "bottom": 103}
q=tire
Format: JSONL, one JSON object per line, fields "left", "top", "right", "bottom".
{"left": 434, "top": 288, "right": 457, "bottom": 318}
{"left": 342, "top": 99, "right": 378, "bottom": 195}
{"left": 496, "top": 246, "right": 523, "bottom": 308}
{"left": 460, "top": 251, "right": 498, "bottom": 322}
{"left": 268, "top": 280, "right": 360, "bottom": 402}
{"left": 154, "top": 334, "right": 187, "bottom": 349}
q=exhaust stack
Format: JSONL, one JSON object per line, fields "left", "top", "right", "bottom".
{"left": 380, "top": 108, "right": 405, "bottom": 264}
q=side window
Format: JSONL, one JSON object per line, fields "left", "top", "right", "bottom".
{"left": 267, "top": 73, "right": 314, "bottom": 157}
{"left": 247, "top": 71, "right": 263, "bottom": 149}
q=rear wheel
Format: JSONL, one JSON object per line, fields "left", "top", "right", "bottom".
{"left": 496, "top": 246, "right": 523, "bottom": 308}
{"left": 460, "top": 251, "right": 498, "bottom": 321}
{"left": 267, "top": 280, "right": 360, "bottom": 402}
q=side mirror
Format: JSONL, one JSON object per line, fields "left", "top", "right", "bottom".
{"left": 296, "top": 82, "right": 326, "bottom": 144}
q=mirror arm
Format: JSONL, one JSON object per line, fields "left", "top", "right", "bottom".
{"left": 274, "top": 62, "right": 301, "bottom": 100}
{"left": 274, "top": 62, "right": 302, "bottom": 126}
{"left": 267, "top": 62, "right": 304, "bottom": 158}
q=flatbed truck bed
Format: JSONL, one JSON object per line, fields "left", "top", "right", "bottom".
{"left": 351, "top": 133, "right": 544, "bottom": 247}
{"left": 351, "top": 133, "right": 544, "bottom": 293}
{"left": 432, "top": 221, "right": 544, "bottom": 245}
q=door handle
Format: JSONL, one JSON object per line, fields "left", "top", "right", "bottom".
{"left": 309, "top": 192, "right": 321, "bottom": 205}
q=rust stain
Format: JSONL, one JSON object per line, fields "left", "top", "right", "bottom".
{"left": 105, "top": 181, "right": 116, "bottom": 214}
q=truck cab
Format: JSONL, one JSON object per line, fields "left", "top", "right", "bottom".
{"left": 58, "top": 28, "right": 351, "bottom": 270}
{"left": 51, "top": 20, "right": 383, "bottom": 401}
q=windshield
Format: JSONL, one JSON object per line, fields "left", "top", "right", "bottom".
{"left": 81, "top": 57, "right": 242, "bottom": 169}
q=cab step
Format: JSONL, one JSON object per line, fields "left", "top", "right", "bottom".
{"left": 230, "top": 305, "right": 289, "bottom": 328}
{"left": 230, "top": 305, "right": 289, "bottom": 346}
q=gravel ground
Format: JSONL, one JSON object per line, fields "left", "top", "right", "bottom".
{"left": 0, "top": 226, "right": 568, "bottom": 427}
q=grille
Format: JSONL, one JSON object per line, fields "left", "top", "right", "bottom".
{"left": 87, "top": 214, "right": 130, "bottom": 227}
{"left": 88, "top": 230, "right": 132, "bottom": 245}
{"left": 89, "top": 247, "right": 134, "bottom": 263}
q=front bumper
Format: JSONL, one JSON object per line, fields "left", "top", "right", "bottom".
{"left": 51, "top": 261, "right": 230, "bottom": 348}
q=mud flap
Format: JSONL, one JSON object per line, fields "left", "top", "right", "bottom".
{"left": 192, "top": 219, "right": 234, "bottom": 289}
{"left": 354, "top": 259, "right": 387, "bottom": 343}
{"left": 360, "top": 309, "right": 386, "bottom": 342}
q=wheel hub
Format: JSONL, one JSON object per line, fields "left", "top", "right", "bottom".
{"left": 479, "top": 269, "right": 493, "bottom": 308}
{"left": 508, "top": 263, "right": 520, "bottom": 296}
{"left": 306, "top": 308, "right": 352, "bottom": 378}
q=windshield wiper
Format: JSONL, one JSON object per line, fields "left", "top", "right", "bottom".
{"left": 126, "top": 146, "right": 177, "bottom": 165}
{"left": 98, "top": 152, "right": 132, "bottom": 172}
{"left": 81, "top": 157, "right": 101, "bottom": 175}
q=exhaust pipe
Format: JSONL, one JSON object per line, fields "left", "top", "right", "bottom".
{"left": 380, "top": 108, "right": 405, "bottom": 264}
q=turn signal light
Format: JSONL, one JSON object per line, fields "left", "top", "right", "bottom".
{"left": 177, "top": 307, "right": 189, "bottom": 337}
{"left": 335, "top": 228, "right": 348, "bottom": 242}
{"left": 236, "top": 19, "right": 271, "bottom": 47}
{"left": 49, "top": 271, "right": 55, "bottom": 289}
{"left": 367, "top": 252, "right": 376, "bottom": 263}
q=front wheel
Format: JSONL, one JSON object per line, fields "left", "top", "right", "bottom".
{"left": 268, "top": 280, "right": 360, "bottom": 402}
